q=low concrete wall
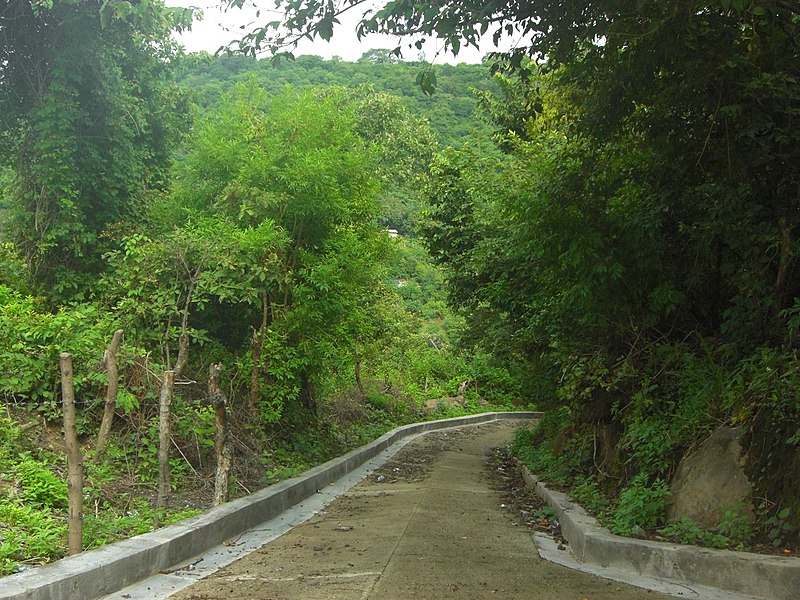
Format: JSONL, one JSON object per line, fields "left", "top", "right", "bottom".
{"left": 520, "top": 466, "right": 800, "bottom": 600}
{"left": 0, "top": 411, "right": 539, "bottom": 600}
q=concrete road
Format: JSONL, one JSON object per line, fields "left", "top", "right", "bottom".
{"left": 167, "top": 421, "right": 669, "bottom": 600}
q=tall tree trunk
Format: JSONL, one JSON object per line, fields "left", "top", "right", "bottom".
{"left": 775, "top": 217, "right": 792, "bottom": 311}
{"left": 155, "top": 370, "right": 174, "bottom": 525}
{"left": 210, "top": 363, "right": 232, "bottom": 506}
{"left": 299, "top": 371, "right": 317, "bottom": 416}
{"left": 60, "top": 352, "right": 83, "bottom": 556}
{"left": 95, "top": 329, "right": 123, "bottom": 461}
{"left": 248, "top": 293, "right": 270, "bottom": 413}
{"left": 354, "top": 338, "right": 365, "bottom": 396}
{"left": 174, "top": 331, "right": 189, "bottom": 379}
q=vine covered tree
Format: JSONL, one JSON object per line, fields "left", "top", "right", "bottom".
{"left": 0, "top": 0, "right": 192, "bottom": 296}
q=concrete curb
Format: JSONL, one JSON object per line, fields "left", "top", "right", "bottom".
{"left": 519, "top": 464, "right": 800, "bottom": 600}
{"left": 0, "top": 411, "right": 540, "bottom": 600}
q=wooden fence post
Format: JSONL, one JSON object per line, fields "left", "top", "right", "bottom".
{"left": 60, "top": 352, "right": 83, "bottom": 555}
{"left": 155, "top": 370, "right": 174, "bottom": 525}
{"left": 210, "top": 363, "right": 232, "bottom": 506}
{"left": 95, "top": 329, "right": 123, "bottom": 461}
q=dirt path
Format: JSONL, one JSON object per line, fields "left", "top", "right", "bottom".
{"left": 168, "top": 421, "right": 669, "bottom": 600}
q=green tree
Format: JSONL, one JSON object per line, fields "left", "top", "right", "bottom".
{"left": 106, "top": 84, "right": 389, "bottom": 420}
{"left": 233, "top": 1, "right": 799, "bottom": 68}
{"left": 343, "top": 86, "right": 437, "bottom": 233}
{"left": 0, "top": 0, "right": 191, "bottom": 297}
{"left": 259, "top": 0, "right": 796, "bottom": 381}
{"left": 103, "top": 217, "right": 286, "bottom": 376}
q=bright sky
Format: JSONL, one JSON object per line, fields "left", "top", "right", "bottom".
{"left": 166, "top": 0, "right": 505, "bottom": 64}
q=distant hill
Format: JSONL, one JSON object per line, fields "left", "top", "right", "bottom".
{"left": 176, "top": 52, "right": 498, "bottom": 149}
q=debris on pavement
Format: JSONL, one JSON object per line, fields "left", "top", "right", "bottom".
{"left": 485, "top": 446, "right": 566, "bottom": 546}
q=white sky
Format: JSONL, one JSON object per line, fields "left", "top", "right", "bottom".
{"left": 166, "top": 0, "right": 506, "bottom": 64}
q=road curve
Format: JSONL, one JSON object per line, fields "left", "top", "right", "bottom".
{"left": 166, "top": 420, "right": 670, "bottom": 600}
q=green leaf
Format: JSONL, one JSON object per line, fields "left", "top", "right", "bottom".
{"left": 317, "top": 17, "right": 336, "bottom": 41}
{"left": 416, "top": 69, "right": 437, "bottom": 95}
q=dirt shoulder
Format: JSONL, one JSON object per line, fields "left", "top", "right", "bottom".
{"left": 168, "top": 420, "right": 670, "bottom": 600}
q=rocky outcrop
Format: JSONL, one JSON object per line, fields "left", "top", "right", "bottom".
{"left": 668, "top": 426, "right": 755, "bottom": 529}
{"left": 423, "top": 395, "right": 465, "bottom": 412}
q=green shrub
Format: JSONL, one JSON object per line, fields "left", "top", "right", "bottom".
{"left": 510, "top": 419, "right": 581, "bottom": 485}
{"left": 83, "top": 500, "right": 201, "bottom": 550}
{"left": 659, "top": 516, "right": 728, "bottom": 549}
{"left": 0, "top": 290, "right": 117, "bottom": 419}
{"left": 0, "top": 414, "right": 21, "bottom": 458}
{"left": 717, "top": 502, "right": 754, "bottom": 547}
{"left": 570, "top": 476, "right": 608, "bottom": 515}
{"left": 12, "top": 459, "right": 68, "bottom": 509}
{"left": 620, "top": 415, "right": 673, "bottom": 476}
{"left": 764, "top": 507, "right": 796, "bottom": 549}
{"left": 609, "top": 473, "right": 671, "bottom": 535}
{"left": 466, "top": 351, "right": 522, "bottom": 407}
{"left": 366, "top": 391, "right": 394, "bottom": 411}
{"left": 0, "top": 502, "right": 67, "bottom": 574}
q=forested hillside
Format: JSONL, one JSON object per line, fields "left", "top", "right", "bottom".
{"left": 176, "top": 52, "right": 497, "bottom": 149}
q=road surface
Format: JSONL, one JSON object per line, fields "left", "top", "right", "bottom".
{"left": 167, "top": 420, "right": 669, "bottom": 600}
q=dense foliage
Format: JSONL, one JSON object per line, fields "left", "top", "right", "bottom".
{"left": 254, "top": 0, "right": 800, "bottom": 547}
{"left": 2, "top": 0, "right": 799, "bottom": 575}
{"left": 428, "top": 4, "right": 800, "bottom": 546}
{"left": 0, "top": 0, "right": 191, "bottom": 297}
{"left": 0, "top": 5, "right": 518, "bottom": 570}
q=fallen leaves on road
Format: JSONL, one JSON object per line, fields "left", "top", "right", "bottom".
{"left": 485, "top": 445, "right": 565, "bottom": 544}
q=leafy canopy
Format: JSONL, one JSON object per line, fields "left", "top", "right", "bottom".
{"left": 225, "top": 1, "right": 799, "bottom": 74}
